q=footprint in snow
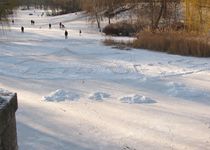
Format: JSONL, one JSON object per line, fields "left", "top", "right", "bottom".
{"left": 122, "top": 145, "right": 136, "bottom": 150}
{"left": 148, "top": 63, "right": 154, "bottom": 66}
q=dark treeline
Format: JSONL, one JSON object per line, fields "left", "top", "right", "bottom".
{"left": 0, "top": 0, "right": 82, "bottom": 20}
{"left": 82, "top": 0, "right": 210, "bottom": 33}
{"left": 1, "top": 0, "right": 210, "bottom": 33}
{"left": 81, "top": 0, "right": 183, "bottom": 31}
{"left": 17, "top": 0, "right": 82, "bottom": 14}
{"left": 0, "top": 0, "right": 83, "bottom": 20}
{"left": 0, "top": 0, "right": 17, "bottom": 21}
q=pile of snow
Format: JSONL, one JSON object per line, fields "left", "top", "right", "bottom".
{"left": 120, "top": 94, "right": 156, "bottom": 104}
{"left": 0, "top": 88, "right": 15, "bottom": 101}
{"left": 42, "top": 89, "right": 80, "bottom": 102}
{"left": 89, "top": 92, "right": 111, "bottom": 101}
{"left": 0, "top": 88, "right": 11, "bottom": 95}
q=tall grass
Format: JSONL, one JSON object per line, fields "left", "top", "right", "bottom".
{"left": 103, "top": 31, "right": 210, "bottom": 57}
{"left": 133, "top": 31, "right": 210, "bottom": 57}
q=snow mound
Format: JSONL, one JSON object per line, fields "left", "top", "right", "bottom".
{"left": 0, "top": 88, "right": 11, "bottom": 95}
{"left": 42, "top": 89, "right": 80, "bottom": 102}
{"left": 166, "top": 82, "right": 210, "bottom": 100}
{"left": 89, "top": 92, "right": 111, "bottom": 101}
{"left": 0, "top": 88, "right": 15, "bottom": 101}
{"left": 120, "top": 94, "right": 156, "bottom": 104}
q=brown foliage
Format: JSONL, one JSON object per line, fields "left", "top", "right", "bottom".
{"left": 103, "top": 31, "right": 210, "bottom": 57}
{"left": 134, "top": 31, "right": 210, "bottom": 57}
{"left": 103, "top": 21, "right": 136, "bottom": 36}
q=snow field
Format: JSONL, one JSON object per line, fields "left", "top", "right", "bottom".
{"left": 0, "top": 8, "right": 209, "bottom": 150}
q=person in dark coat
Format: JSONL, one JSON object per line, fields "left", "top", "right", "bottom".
{"left": 65, "top": 30, "right": 68, "bottom": 39}
{"left": 21, "top": 26, "right": 24, "bottom": 33}
{"left": 59, "top": 22, "right": 62, "bottom": 28}
{"left": 12, "top": 19, "right": 14, "bottom": 24}
{"left": 49, "top": 23, "right": 52, "bottom": 29}
{"left": 79, "top": 30, "right": 82, "bottom": 36}
{"left": 31, "top": 20, "right": 35, "bottom": 25}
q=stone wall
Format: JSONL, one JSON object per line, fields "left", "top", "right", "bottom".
{"left": 0, "top": 93, "right": 18, "bottom": 150}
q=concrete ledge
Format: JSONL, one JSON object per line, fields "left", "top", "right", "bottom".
{"left": 0, "top": 90, "right": 18, "bottom": 150}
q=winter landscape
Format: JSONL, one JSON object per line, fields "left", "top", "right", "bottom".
{"left": 0, "top": 1, "right": 210, "bottom": 150}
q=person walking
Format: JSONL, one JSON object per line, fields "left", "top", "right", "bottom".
{"left": 31, "top": 20, "right": 35, "bottom": 25}
{"left": 79, "top": 30, "right": 82, "bottom": 36}
{"left": 21, "top": 26, "right": 24, "bottom": 33}
{"left": 65, "top": 30, "right": 68, "bottom": 39}
{"left": 49, "top": 23, "right": 52, "bottom": 29}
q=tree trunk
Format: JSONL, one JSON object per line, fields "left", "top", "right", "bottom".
{"left": 95, "top": 12, "right": 101, "bottom": 30}
{"left": 154, "top": 0, "right": 166, "bottom": 30}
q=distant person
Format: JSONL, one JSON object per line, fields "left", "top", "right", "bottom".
{"left": 79, "top": 30, "right": 82, "bottom": 36}
{"left": 59, "top": 22, "right": 65, "bottom": 29}
{"left": 21, "top": 26, "right": 24, "bottom": 33}
{"left": 49, "top": 23, "right": 52, "bottom": 29}
{"left": 31, "top": 20, "right": 35, "bottom": 25}
{"left": 12, "top": 19, "right": 14, "bottom": 24}
{"left": 65, "top": 30, "right": 68, "bottom": 39}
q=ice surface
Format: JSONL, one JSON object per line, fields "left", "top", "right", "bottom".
{"left": 0, "top": 8, "right": 209, "bottom": 150}
{"left": 166, "top": 82, "right": 210, "bottom": 102}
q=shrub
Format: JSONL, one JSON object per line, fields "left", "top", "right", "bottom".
{"left": 103, "top": 21, "right": 136, "bottom": 36}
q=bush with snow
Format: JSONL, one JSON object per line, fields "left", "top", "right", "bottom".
{"left": 42, "top": 89, "right": 80, "bottom": 102}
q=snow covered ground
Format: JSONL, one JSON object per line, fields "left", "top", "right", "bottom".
{"left": 0, "top": 9, "right": 210, "bottom": 150}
